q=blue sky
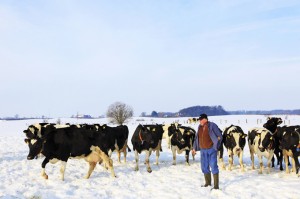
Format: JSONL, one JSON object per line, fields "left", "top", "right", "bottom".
{"left": 1, "top": 0, "right": 300, "bottom": 117}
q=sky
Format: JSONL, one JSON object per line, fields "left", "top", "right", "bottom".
{"left": 1, "top": 0, "right": 300, "bottom": 118}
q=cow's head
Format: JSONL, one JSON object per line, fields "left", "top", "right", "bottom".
{"left": 263, "top": 117, "right": 283, "bottom": 133}
{"left": 24, "top": 137, "right": 43, "bottom": 160}
{"left": 224, "top": 125, "right": 247, "bottom": 153}
{"left": 23, "top": 125, "right": 39, "bottom": 139}
{"left": 138, "top": 125, "right": 154, "bottom": 144}
{"left": 181, "top": 129, "right": 195, "bottom": 147}
{"left": 257, "top": 129, "right": 273, "bottom": 152}
{"left": 168, "top": 123, "right": 178, "bottom": 137}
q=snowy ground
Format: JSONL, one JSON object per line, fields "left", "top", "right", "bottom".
{"left": 0, "top": 115, "right": 299, "bottom": 199}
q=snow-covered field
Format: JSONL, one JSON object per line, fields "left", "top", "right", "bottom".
{"left": 0, "top": 115, "right": 299, "bottom": 199}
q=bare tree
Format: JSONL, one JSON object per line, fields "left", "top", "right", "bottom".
{"left": 106, "top": 102, "right": 134, "bottom": 125}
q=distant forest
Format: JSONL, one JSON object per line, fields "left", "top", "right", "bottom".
{"left": 2, "top": 106, "right": 300, "bottom": 120}
{"left": 145, "top": 106, "right": 300, "bottom": 117}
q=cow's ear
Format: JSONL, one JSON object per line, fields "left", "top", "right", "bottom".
{"left": 24, "top": 138, "right": 29, "bottom": 144}
{"left": 242, "top": 134, "right": 247, "bottom": 138}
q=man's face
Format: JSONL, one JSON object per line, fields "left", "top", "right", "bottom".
{"left": 200, "top": 118, "right": 208, "bottom": 126}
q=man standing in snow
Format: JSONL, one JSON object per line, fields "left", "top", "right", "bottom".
{"left": 192, "top": 113, "right": 222, "bottom": 190}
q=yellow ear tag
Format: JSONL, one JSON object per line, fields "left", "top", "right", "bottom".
{"left": 270, "top": 137, "right": 273, "bottom": 140}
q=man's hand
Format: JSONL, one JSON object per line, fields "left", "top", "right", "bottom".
{"left": 192, "top": 149, "right": 196, "bottom": 155}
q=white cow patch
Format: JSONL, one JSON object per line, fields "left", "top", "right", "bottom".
{"left": 30, "top": 139, "right": 37, "bottom": 145}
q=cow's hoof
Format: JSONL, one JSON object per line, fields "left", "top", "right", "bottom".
{"left": 186, "top": 162, "right": 190, "bottom": 166}
{"left": 147, "top": 169, "right": 152, "bottom": 173}
{"left": 134, "top": 168, "right": 139, "bottom": 171}
{"left": 42, "top": 174, "right": 48, "bottom": 179}
{"left": 258, "top": 171, "right": 262, "bottom": 174}
{"left": 172, "top": 163, "right": 176, "bottom": 165}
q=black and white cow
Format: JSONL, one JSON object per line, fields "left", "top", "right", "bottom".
{"left": 187, "top": 118, "right": 199, "bottom": 124}
{"left": 277, "top": 125, "right": 300, "bottom": 175}
{"left": 98, "top": 124, "right": 131, "bottom": 163}
{"left": 131, "top": 124, "right": 163, "bottom": 173}
{"left": 222, "top": 125, "right": 247, "bottom": 171}
{"left": 248, "top": 128, "right": 275, "bottom": 174}
{"left": 263, "top": 117, "right": 283, "bottom": 170}
{"left": 168, "top": 124, "right": 195, "bottom": 165}
{"left": 131, "top": 124, "right": 162, "bottom": 173}
{"left": 163, "top": 122, "right": 180, "bottom": 149}
{"left": 24, "top": 124, "right": 116, "bottom": 180}
{"left": 143, "top": 124, "right": 164, "bottom": 153}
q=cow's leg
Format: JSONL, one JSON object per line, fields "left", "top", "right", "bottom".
{"left": 60, "top": 161, "right": 67, "bottom": 181}
{"left": 228, "top": 150, "right": 233, "bottom": 171}
{"left": 97, "top": 151, "right": 115, "bottom": 177}
{"left": 271, "top": 156, "right": 275, "bottom": 168}
{"left": 185, "top": 150, "right": 190, "bottom": 166}
{"left": 258, "top": 155, "right": 263, "bottom": 174}
{"left": 144, "top": 150, "right": 152, "bottom": 164}
{"left": 134, "top": 150, "right": 139, "bottom": 171}
{"left": 155, "top": 149, "right": 160, "bottom": 165}
{"left": 283, "top": 150, "right": 290, "bottom": 173}
{"left": 145, "top": 150, "right": 152, "bottom": 173}
{"left": 250, "top": 148, "right": 255, "bottom": 170}
{"left": 239, "top": 151, "right": 245, "bottom": 172}
{"left": 105, "top": 157, "right": 115, "bottom": 177}
{"left": 279, "top": 150, "right": 283, "bottom": 171}
{"left": 167, "top": 136, "right": 171, "bottom": 149}
{"left": 117, "top": 151, "right": 121, "bottom": 163}
{"left": 218, "top": 147, "right": 225, "bottom": 170}
{"left": 267, "top": 155, "right": 273, "bottom": 174}
{"left": 123, "top": 149, "right": 127, "bottom": 163}
{"left": 171, "top": 146, "right": 176, "bottom": 165}
{"left": 85, "top": 162, "right": 96, "bottom": 179}
{"left": 103, "top": 150, "right": 113, "bottom": 170}
{"left": 291, "top": 156, "right": 296, "bottom": 173}
{"left": 41, "top": 158, "right": 49, "bottom": 179}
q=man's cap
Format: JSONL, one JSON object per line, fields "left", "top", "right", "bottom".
{"left": 199, "top": 113, "right": 208, "bottom": 121}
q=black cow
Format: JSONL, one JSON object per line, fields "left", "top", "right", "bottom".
{"left": 222, "top": 125, "right": 247, "bottom": 171}
{"left": 248, "top": 128, "right": 275, "bottom": 174}
{"left": 143, "top": 124, "right": 164, "bottom": 152}
{"left": 277, "top": 125, "right": 300, "bottom": 174}
{"left": 168, "top": 124, "right": 195, "bottom": 165}
{"left": 131, "top": 124, "right": 162, "bottom": 173}
{"left": 24, "top": 124, "right": 116, "bottom": 180}
{"left": 263, "top": 117, "right": 283, "bottom": 170}
{"left": 98, "top": 124, "right": 131, "bottom": 163}
{"left": 187, "top": 117, "right": 199, "bottom": 124}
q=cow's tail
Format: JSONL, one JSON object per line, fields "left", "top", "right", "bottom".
{"left": 127, "top": 145, "right": 132, "bottom": 152}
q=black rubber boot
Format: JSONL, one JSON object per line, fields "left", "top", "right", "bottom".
{"left": 213, "top": 173, "right": 219, "bottom": 189}
{"left": 201, "top": 173, "right": 211, "bottom": 187}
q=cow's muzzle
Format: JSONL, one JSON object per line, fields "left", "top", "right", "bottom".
{"left": 27, "top": 155, "right": 34, "bottom": 160}
{"left": 258, "top": 147, "right": 265, "bottom": 152}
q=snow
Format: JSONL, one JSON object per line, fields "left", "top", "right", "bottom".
{"left": 0, "top": 115, "right": 299, "bottom": 199}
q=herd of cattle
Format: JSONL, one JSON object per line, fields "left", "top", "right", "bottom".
{"left": 23, "top": 117, "right": 300, "bottom": 180}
